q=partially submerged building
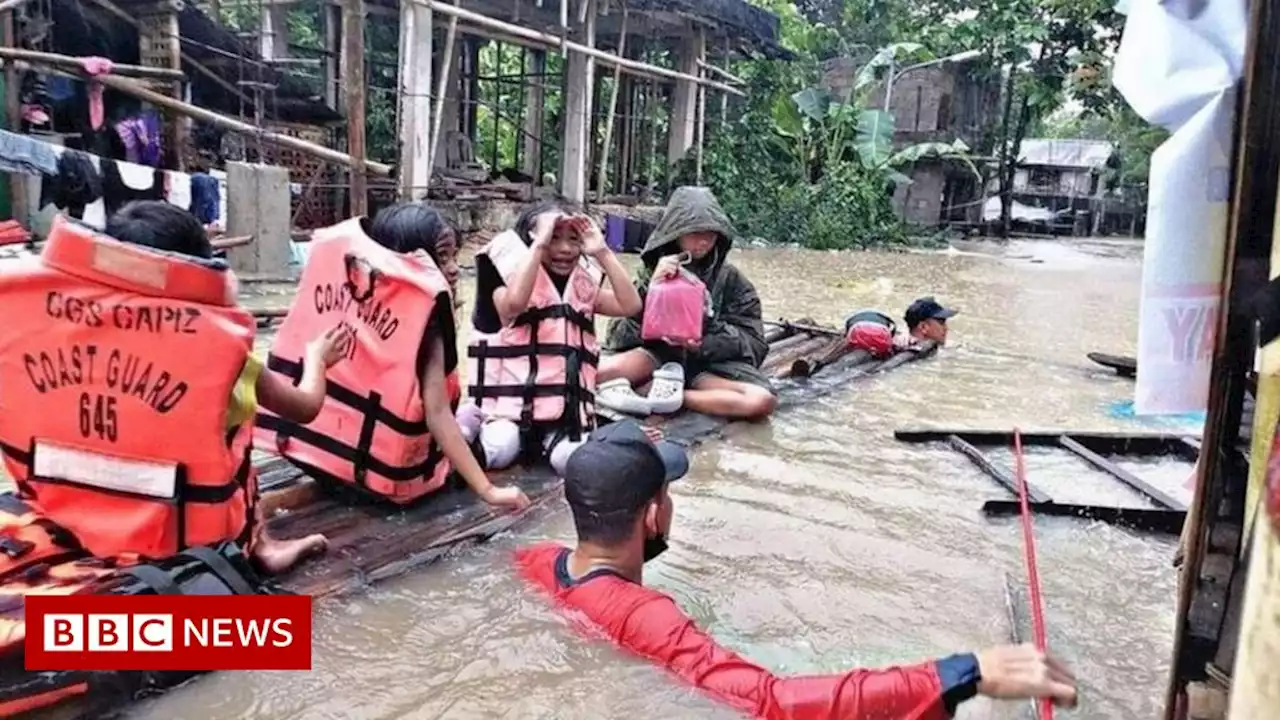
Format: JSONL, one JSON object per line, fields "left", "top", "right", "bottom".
{"left": 823, "top": 55, "right": 1001, "bottom": 227}
{"left": 982, "top": 138, "right": 1120, "bottom": 235}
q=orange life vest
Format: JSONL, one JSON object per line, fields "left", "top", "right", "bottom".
{"left": 255, "top": 218, "right": 459, "bottom": 504}
{"left": 468, "top": 230, "right": 601, "bottom": 442}
{"left": 0, "top": 215, "right": 257, "bottom": 561}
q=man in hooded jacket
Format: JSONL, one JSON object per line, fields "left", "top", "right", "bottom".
{"left": 597, "top": 187, "right": 777, "bottom": 420}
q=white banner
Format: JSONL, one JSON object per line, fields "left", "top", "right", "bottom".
{"left": 1112, "top": 0, "right": 1246, "bottom": 414}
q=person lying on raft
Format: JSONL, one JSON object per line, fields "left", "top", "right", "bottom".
{"left": 0, "top": 202, "right": 341, "bottom": 575}
{"left": 517, "top": 420, "right": 1080, "bottom": 719}
{"left": 462, "top": 201, "right": 643, "bottom": 475}
{"left": 257, "top": 202, "right": 530, "bottom": 511}
{"left": 597, "top": 187, "right": 777, "bottom": 420}
{"left": 842, "top": 296, "right": 959, "bottom": 358}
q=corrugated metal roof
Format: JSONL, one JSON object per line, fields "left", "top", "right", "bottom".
{"left": 1018, "top": 139, "right": 1115, "bottom": 169}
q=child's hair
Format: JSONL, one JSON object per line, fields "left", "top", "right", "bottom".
{"left": 512, "top": 198, "right": 582, "bottom": 247}
{"left": 368, "top": 202, "right": 454, "bottom": 265}
{"left": 105, "top": 201, "right": 212, "bottom": 259}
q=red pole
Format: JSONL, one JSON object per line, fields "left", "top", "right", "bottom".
{"left": 1014, "top": 428, "right": 1053, "bottom": 719}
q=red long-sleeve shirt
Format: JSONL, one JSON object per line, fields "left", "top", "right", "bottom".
{"left": 516, "top": 543, "right": 980, "bottom": 719}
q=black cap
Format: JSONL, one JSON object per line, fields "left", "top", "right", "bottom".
{"left": 564, "top": 420, "right": 689, "bottom": 516}
{"left": 904, "top": 296, "right": 958, "bottom": 329}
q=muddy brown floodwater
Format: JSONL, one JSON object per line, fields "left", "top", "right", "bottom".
{"left": 126, "top": 237, "right": 1193, "bottom": 720}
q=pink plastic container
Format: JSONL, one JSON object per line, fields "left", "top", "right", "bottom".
{"left": 641, "top": 270, "right": 706, "bottom": 345}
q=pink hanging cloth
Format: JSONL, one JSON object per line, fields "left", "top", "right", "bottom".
{"left": 79, "top": 57, "right": 115, "bottom": 131}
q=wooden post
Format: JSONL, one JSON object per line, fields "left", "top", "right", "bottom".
{"left": 396, "top": 0, "right": 432, "bottom": 200}
{"left": 429, "top": 5, "right": 458, "bottom": 173}
{"left": 560, "top": 0, "right": 595, "bottom": 203}
{"left": 342, "top": 0, "right": 368, "bottom": 214}
{"left": 2, "top": 10, "right": 25, "bottom": 224}
{"left": 521, "top": 49, "right": 546, "bottom": 178}
{"left": 323, "top": 3, "right": 340, "bottom": 109}
{"left": 694, "top": 29, "right": 706, "bottom": 185}
{"left": 595, "top": 9, "right": 628, "bottom": 199}
{"left": 137, "top": 1, "right": 187, "bottom": 171}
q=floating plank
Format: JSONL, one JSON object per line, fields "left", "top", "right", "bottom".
{"left": 896, "top": 428, "right": 1198, "bottom": 457}
{"left": 1059, "top": 435, "right": 1187, "bottom": 511}
{"left": 947, "top": 435, "right": 1053, "bottom": 504}
{"left": 981, "top": 500, "right": 1186, "bottom": 535}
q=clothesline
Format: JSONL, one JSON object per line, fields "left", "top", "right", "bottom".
{"left": 0, "top": 128, "right": 228, "bottom": 231}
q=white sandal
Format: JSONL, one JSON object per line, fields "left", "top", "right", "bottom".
{"left": 646, "top": 362, "right": 686, "bottom": 415}
{"left": 595, "top": 378, "right": 653, "bottom": 417}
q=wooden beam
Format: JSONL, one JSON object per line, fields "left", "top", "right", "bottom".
{"left": 981, "top": 500, "right": 1186, "bottom": 535}
{"left": 86, "top": 73, "right": 391, "bottom": 174}
{"left": 2, "top": 9, "right": 24, "bottom": 226}
{"left": 1059, "top": 434, "right": 1187, "bottom": 511}
{"left": 0, "top": 47, "right": 186, "bottom": 81}
{"left": 947, "top": 434, "right": 1053, "bottom": 504}
{"left": 342, "top": 0, "right": 368, "bottom": 212}
{"left": 418, "top": 0, "right": 746, "bottom": 97}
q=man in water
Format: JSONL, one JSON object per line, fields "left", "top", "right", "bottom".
{"left": 517, "top": 420, "right": 1079, "bottom": 718}
{"left": 902, "top": 296, "right": 958, "bottom": 348}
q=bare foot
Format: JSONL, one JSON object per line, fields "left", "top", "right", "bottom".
{"left": 252, "top": 532, "right": 327, "bottom": 575}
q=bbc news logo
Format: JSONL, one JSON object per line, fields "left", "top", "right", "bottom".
{"left": 26, "top": 595, "right": 312, "bottom": 671}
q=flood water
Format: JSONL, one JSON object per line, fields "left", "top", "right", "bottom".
{"left": 129, "top": 237, "right": 1194, "bottom": 719}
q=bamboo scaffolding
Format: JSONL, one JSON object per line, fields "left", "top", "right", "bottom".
{"left": 0, "top": 47, "right": 185, "bottom": 81}
{"left": 594, "top": 8, "right": 627, "bottom": 199}
{"left": 418, "top": 0, "right": 746, "bottom": 98}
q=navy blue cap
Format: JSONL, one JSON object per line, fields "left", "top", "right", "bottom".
{"left": 905, "top": 296, "right": 958, "bottom": 329}
{"left": 564, "top": 420, "right": 689, "bottom": 515}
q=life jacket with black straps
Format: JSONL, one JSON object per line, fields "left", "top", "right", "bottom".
{"left": 468, "top": 230, "right": 601, "bottom": 448}
{"left": 0, "top": 215, "right": 257, "bottom": 562}
{"left": 255, "top": 218, "right": 460, "bottom": 504}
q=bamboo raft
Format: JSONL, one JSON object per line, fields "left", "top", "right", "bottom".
{"left": 0, "top": 319, "right": 945, "bottom": 715}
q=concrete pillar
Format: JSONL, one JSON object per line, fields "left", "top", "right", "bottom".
{"left": 560, "top": 1, "right": 596, "bottom": 203}
{"left": 666, "top": 30, "right": 703, "bottom": 166}
{"left": 258, "top": 5, "right": 290, "bottom": 59}
{"left": 522, "top": 50, "right": 546, "bottom": 178}
{"left": 397, "top": 1, "right": 433, "bottom": 199}
{"left": 226, "top": 162, "right": 292, "bottom": 276}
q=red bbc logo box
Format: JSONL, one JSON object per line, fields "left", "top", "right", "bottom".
{"left": 25, "top": 594, "right": 312, "bottom": 671}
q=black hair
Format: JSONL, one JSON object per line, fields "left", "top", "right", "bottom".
{"left": 105, "top": 200, "right": 212, "bottom": 259}
{"left": 512, "top": 198, "right": 582, "bottom": 246}
{"left": 368, "top": 202, "right": 455, "bottom": 264}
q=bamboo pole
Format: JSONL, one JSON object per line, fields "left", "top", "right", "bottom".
{"left": 429, "top": 4, "right": 459, "bottom": 172}
{"left": 0, "top": 0, "right": 31, "bottom": 12}
{"left": 418, "top": 0, "right": 746, "bottom": 98}
{"left": 0, "top": 47, "right": 185, "bottom": 81}
{"left": 694, "top": 28, "right": 706, "bottom": 185}
{"left": 594, "top": 8, "right": 627, "bottom": 199}
{"left": 696, "top": 58, "right": 743, "bottom": 86}
{"left": 211, "top": 235, "right": 253, "bottom": 250}
{"left": 82, "top": 73, "right": 391, "bottom": 175}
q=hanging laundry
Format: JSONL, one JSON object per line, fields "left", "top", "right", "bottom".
{"left": 114, "top": 114, "right": 163, "bottom": 167}
{"left": 79, "top": 57, "right": 114, "bottom": 131}
{"left": 0, "top": 129, "right": 58, "bottom": 176}
{"left": 189, "top": 172, "right": 220, "bottom": 225}
{"left": 165, "top": 170, "right": 191, "bottom": 215}
{"left": 39, "top": 149, "right": 101, "bottom": 220}
{"left": 100, "top": 158, "right": 164, "bottom": 217}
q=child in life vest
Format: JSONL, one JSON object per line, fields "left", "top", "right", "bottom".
{"left": 104, "top": 201, "right": 344, "bottom": 574}
{"left": 365, "top": 202, "right": 529, "bottom": 510}
{"left": 464, "top": 202, "right": 644, "bottom": 475}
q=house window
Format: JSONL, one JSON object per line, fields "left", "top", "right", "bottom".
{"left": 1028, "top": 168, "right": 1054, "bottom": 190}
